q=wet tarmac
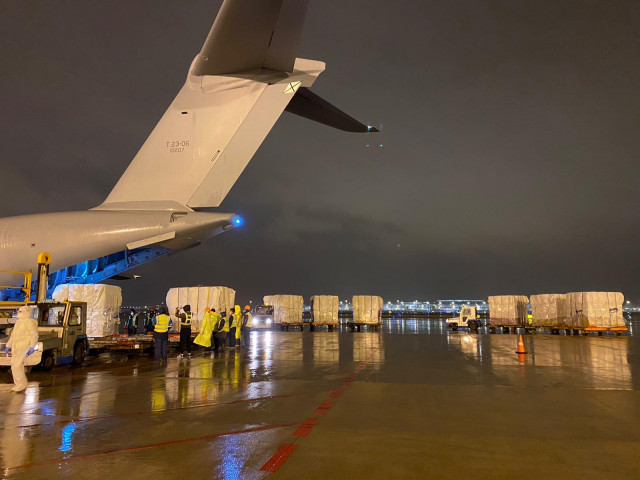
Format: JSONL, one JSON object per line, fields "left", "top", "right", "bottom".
{"left": 1, "top": 318, "right": 639, "bottom": 479}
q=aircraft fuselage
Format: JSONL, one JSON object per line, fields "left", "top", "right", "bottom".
{"left": 0, "top": 209, "right": 236, "bottom": 285}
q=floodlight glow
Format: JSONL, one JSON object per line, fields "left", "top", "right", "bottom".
{"left": 233, "top": 216, "right": 243, "bottom": 227}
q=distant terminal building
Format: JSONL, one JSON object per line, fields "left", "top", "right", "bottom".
{"left": 435, "top": 300, "right": 488, "bottom": 314}
{"left": 379, "top": 300, "right": 488, "bottom": 314}
{"left": 329, "top": 299, "right": 492, "bottom": 314}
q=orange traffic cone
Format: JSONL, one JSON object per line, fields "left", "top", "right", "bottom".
{"left": 515, "top": 334, "right": 527, "bottom": 354}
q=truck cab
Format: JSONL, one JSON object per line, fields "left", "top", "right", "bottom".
{"left": 446, "top": 306, "right": 481, "bottom": 332}
{"left": 0, "top": 301, "right": 89, "bottom": 370}
{"left": 252, "top": 305, "right": 274, "bottom": 329}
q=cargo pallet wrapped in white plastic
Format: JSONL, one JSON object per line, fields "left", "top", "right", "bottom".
{"left": 530, "top": 294, "right": 567, "bottom": 327}
{"left": 52, "top": 284, "right": 122, "bottom": 337}
{"left": 310, "top": 295, "right": 339, "bottom": 325}
{"left": 488, "top": 295, "right": 529, "bottom": 326}
{"left": 565, "top": 292, "right": 625, "bottom": 329}
{"left": 166, "top": 286, "right": 235, "bottom": 332}
{"left": 351, "top": 296, "right": 383, "bottom": 324}
{"left": 263, "top": 295, "right": 304, "bottom": 325}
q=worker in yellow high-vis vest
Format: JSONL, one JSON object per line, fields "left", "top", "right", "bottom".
{"left": 233, "top": 305, "right": 243, "bottom": 348}
{"left": 220, "top": 310, "right": 230, "bottom": 350}
{"left": 175, "top": 305, "right": 193, "bottom": 357}
{"left": 210, "top": 308, "right": 223, "bottom": 353}
{"left": 194, "top": 308, "right": 214, "bottom": 350}
{"left": 152, "top": 306, "right": 173, "bottom": 366}
{"left": 241, "top": 305, "right": 252, "bottom": 347}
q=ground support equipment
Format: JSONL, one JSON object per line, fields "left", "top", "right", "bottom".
{"left": 279, "top": 323, "right": 305, "bottom": 331}
{"left": 488, "top": 325, "right": 533, "bottom": 334}
{"left": 348, "top": 322, "right": 382, "bottom": 332}
{"left": 309, "top": 324, "right": 338, "bottom": 332}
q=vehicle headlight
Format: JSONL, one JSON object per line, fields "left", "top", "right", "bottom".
{"left": 266, "top": 318, "right": 272, "bottom": 325}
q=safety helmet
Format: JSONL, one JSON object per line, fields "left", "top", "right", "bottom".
{"left": 244, "top": 305, "right": 251, "bottom": 310}
{"left": 205, "top": 307, "right": 211, "bottom": 312}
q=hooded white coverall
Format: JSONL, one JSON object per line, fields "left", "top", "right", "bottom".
{"left": 6, "top": 306, "right": 39, "bottom": 392}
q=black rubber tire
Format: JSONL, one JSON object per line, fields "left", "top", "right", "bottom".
{"left": 73, "top": 341, "right": 86, "bottom": 365}
{"left": 468, "top": 321, "right": 478, "bottom": 333}
{"left": 450, "top": 324, "right": 458, "bottom": 331}
{"left": 40, "top": 352, "right": 54, "bottom": 371}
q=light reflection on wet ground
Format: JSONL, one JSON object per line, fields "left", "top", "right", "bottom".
{"left": 0, "top": 317, "right": 638, "bottom": 479}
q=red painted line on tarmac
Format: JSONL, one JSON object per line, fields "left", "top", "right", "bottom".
{"left": 8, "top": 389, "right": 333, "bottom": 431}
{"left": 259, "top": 443, "right": 298, "bottom": 472}
{"left": 329, "top": 388, "right": 344, "bottom": 398}
{"left": 6, "top": 423, "right": 296, "bottom": 471}
{"left": 292, "top": 418, "right": 319, "bottom": 437}
{"left": 258, "top": 362, "right": 369, "bottom": 475}
{"left": 314, "top": 400, "right": 334, "bottom": 415}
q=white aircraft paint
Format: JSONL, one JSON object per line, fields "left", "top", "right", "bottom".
{"left": 0, "top": 0, "right": 372, "bottom": 289}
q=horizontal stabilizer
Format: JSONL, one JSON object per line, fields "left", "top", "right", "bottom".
{"left": 285, "top": 87, "right": 378, "bottom": 133}
{"left": 193, "top": 0, "right": 309, "bottom": 75}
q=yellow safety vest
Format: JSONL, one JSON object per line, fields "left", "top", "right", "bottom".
{"left": 244, "top": 312, "right": 252, "bottom": 328}
{"left": 211, "top": 312, "right": 222, "bottom": 331}
{"left": 154, "top": 314, "right": 171, "bottom": 333}
{"left": 181, "top": 312, "right": 192, "bottom": 327}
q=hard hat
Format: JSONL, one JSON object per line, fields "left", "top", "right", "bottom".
{"left": 205, "top": 307, "right": 211, "bottom": 312}
{"left": 244, "top": 305, "right": 251, "bottom": 310}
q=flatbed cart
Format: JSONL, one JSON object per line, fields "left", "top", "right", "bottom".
{"left": 309, "top": 323, "right": 338, "bottom": 332}
{"left": 278, "top": 323, "right": 305, "bottom": 331}
{"left": 582, "top": 326, "right": 628, "bottom": 336}
{"left": 529, "top": 325, "right": 629, "bottom": 336}
{"left": 488, "top": 324, "right": 536, "bottom": 334}
{"left": 347, "top": 322, "right": 382, "bottom": 332}
{"left": 89, "top": 334, "right": 156, "bottom": 353}
{"left": 89, "top": 332, "right": 185, "bottom": 356}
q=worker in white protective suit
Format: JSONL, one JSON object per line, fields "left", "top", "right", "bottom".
{"left": 5, "top": 306, "right": 39, "bottom": 393}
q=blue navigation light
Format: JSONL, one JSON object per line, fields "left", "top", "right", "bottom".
{"left": 233, "top": 216, "right": 243, "bottom": 227}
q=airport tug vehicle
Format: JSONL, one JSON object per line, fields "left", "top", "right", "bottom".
{"left": 0, "top": 253, "right": 90, "bottom": 370}
{"left": 0, "top": 301, "right": 89, "bottom": 370}
{"left": 446, "top": 306, "right": 482, "bottom": 332}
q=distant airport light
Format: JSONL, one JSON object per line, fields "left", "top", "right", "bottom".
{"left": 233, "top": 216, "right": 243, "bottom": 227}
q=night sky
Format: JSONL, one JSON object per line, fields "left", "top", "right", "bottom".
{"left": 1, "top": 1, "right": 639, "bottom": 306}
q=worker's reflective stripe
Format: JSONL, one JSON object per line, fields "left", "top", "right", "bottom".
{"left": 181, "top": 313, "right": 192, "bottom": 327}
{"left": 154, "top": 314, "right": 171, "bottom": 333}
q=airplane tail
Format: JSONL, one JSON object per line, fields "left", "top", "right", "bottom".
{"left": 96, "top": 0, "right": 375, "bottom": 212}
